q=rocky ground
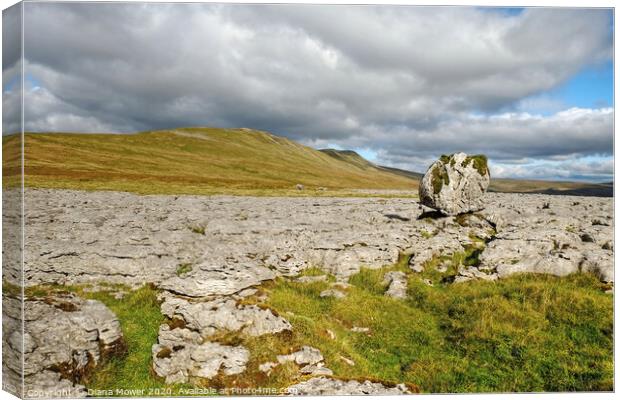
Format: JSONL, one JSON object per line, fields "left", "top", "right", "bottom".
{"left": 2, "top": 188, "right": 613, "bottom": 396}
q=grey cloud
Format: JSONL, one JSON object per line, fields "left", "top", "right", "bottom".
{"left": 5, "top": 3, "right": 614, "bottom": 180}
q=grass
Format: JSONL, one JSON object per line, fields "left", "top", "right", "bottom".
{"left": 188, "top": 224, "right": 206, "bottom": 235}
{"left": 13, "top": 260, "right": 613, "bottom": 395}
{"left": 258, "top": 266, "right": 613, "bottom": 393}
{"left": 2, "top": 129, "right": 418, "bottom": 196}
{"left": 175, "top": 263, "right": 193, "bottom": 277}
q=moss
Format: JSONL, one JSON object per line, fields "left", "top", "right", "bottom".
{"left": 175, "top": 263, "right": 193, "bottom": 276}
{"left": 421, "top": 230, "right": 436, "bottom": 239}
{"left": 462, "top": 154, "right": 489, "bottom": 176}
{"left": 439, "top": 154, "right": 452, "bottom": 164}
{"left": 189, "top": 225, "right": 206, "bottom": 235}
{"left": 431, "top": 164, "right": 449, "bottom": 194}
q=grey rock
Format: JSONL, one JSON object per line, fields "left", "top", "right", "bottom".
{"left": 350, "top": 327, "right": 370, "bottom": 333}
{"left": 160, "top": 294, "right": 291, "bottom": 337}
{"left": 383, "top": 271, "right": 408, "bottom": 299}
{"left": 340, "top": 355, "right": 355, "bottom": 366}
{"left": 320, "top": 289, "right": 346, "bottom": 299}
{"left": 258, "top": 362, "right": 278, "bottom": 373}
{"left": 2, "top": 292, "right": 124, "bottom": 398}
{"left": 300, "top": 363, "right": 334, "bottom": 376}
{"left": 419, "top": 152, "right": 490, "bottom": 216}
{"left": 580, "top": 250, "right": 614, "bottom": 283}
{"left": 152, "top": 332, "right": 249, "bottom": 383}
{"left": 159, "top": 263, "right": 276, "bottom": 298}
{"left": 277, "top": 346, "right": 324, "bottom": 366}
{"left": 287, "top": 377, "right": 410, "bottom": 395}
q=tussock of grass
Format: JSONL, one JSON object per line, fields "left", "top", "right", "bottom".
{"left": 262, "top": 269, "right": 613, "bottom": 393}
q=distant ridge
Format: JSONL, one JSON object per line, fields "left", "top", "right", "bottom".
{"left": 319, "top": 148, "right": 424, "bottom": 180}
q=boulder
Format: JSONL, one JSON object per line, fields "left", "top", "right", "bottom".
{"left": 419, "top": 152, "right": 490, "bottom": 216}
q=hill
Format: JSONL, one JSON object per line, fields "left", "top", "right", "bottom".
{"left": 319, "top": 149, "right": 424, "bottom": 180}
{"left": 2, "top": 128, "right": 418, "bottom": 196}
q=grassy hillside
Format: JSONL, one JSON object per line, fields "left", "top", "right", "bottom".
{"left": 2, "top": 128, "right": 418, "bottom": 196}
{"left": 320, "top": 149, "right": 424, "bottom": 180}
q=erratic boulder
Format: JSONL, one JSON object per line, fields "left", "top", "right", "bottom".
{"left": 419, "top": 152, "right": 490, "bottom": 216}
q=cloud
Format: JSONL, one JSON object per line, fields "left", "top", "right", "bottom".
{"left": 3, "top": 3, "right": 614, "bottom": 180}
{"left": 492, "top": 156, "right": 613, "bottom": 181}
{"left": 2, "top": 3, "right": 22, "bottom": 135}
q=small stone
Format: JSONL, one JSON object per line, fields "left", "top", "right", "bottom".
{"left": 300, "top": 363, "right": 334, "bottom": 376}
{"left": 339, "top": 356, "right": 355, "bottom": 366}
{"left": 350, "top": 326, "right": 370, "bottom": 333}
{"left": 258, "top": 362, "right": 278, "bottom": 373}
{"left": 277, "top": 346, "right": 324, "bottom": 366}
{"left": 320, "top": 289, "right": 346, "bottom": 299}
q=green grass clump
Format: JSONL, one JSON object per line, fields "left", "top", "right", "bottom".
{"left": 421, "top": 230, "right": 436, "bottom": 239}
{"left": 262, "top": 268, "right": 613, "bottom": 393}
{"left": 176, "top": 263, "right": 193, "bottom": 276}
{"left": 189, "top": 225, "right": 206, "bottom": 235}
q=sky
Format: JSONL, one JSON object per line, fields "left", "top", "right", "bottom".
{"left": 2, "top": 3, "right": 614, "bottom": 182}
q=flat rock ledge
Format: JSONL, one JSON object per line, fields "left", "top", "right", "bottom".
{"left": 287, "top": 377, "right": 411, "bottom": 395}
{"left": 17, "top": 189, "right": 613, "bottom": 290}
{"left": 2, "top": 292, "right": 124, "bottom": 398}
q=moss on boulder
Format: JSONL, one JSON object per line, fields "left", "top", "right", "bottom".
{"left": 462, "top": 154, "right": 489, "bottom": 176}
